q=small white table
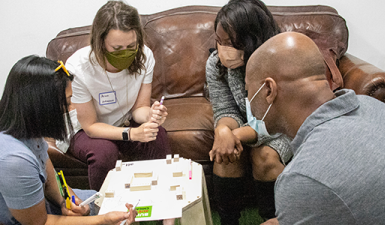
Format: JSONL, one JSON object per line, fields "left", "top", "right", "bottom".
{"left": 95, "top": 158, "right": 213, "bottom": 225}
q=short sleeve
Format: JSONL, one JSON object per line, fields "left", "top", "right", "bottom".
{"left": 66, "top": 48, "right": 93, "bottom": 104}
{"left": 0, "top": 144, "right": 44, "bottom": 210}
{"left": 143, "top": 46, "right": 155, "bottom": 84}
{"left": 275, "top": 172, "right": 356, "bottom": 224}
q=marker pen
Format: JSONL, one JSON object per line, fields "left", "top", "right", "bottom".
{"left": 189, "top": 159, "right": 192, "bottom": 180}
{"left": 133, "top": 199, "right": 140, "bottom": 210}
{"left": 79, "top": 192, "right": 103, "bottom": 207}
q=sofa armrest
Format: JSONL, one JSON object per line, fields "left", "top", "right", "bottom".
{"left": 339, "top": 53, "right": 385, "bottom": 102}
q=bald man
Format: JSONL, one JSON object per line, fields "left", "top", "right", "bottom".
{"left": 246, "top": 32, "right": 385, "bottom": 224}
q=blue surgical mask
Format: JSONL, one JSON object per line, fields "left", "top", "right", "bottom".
{"left": 245, "top": 83, "right": 273, "bottom": 136}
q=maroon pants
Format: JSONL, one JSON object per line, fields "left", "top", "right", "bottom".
{"left": 68, "top": 121, "right": 171, "bottom": 190}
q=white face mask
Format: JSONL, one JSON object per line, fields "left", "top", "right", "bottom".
{"left": 217, "top": 43, "right": 245, "bottom": 69}
{"left": 245, "top": 83, "right": 273, "bottom": 137}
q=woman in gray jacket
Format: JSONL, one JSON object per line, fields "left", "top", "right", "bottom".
{"left": 206, "top": 0, "right": 292, "bottom": 223}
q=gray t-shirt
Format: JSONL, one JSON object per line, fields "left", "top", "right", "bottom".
{"left": 275, "top": 89, "right": 385, "bottom": 224}
{"left": 0, "top": 132, "right": 48, "bottom": 225}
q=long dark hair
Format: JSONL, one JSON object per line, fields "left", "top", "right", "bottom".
{"left": 90, "top": 0, "right": 146, "bottom": 74}
{"left": 215, "top": 0, "right": 280, "bottom": 76}
{"left": 0, "top": 55, "right": 74, "bottom": 140}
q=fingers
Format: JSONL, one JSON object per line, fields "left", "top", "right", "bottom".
{"left": 63, "top": 202, "right": 85, "bottom": 216}
{"left": 209, "top": 149, "right": 215, "bottom": 161}
{"left": 227, "top": 153, "right": 237, "bottom": 164}
{"left": 210, "top": 149, "right": 240, "bottom": 164}
{"left": 126, "top": 203, "right": 137, "bottom": 224}
{"left": 150, "top": 101, "right": 168, "bottom": 123}
{"left": 209, "top": 149, "right": 223, "bottom": 164}
{"left": 138, "top": 122, "right": 159, "bottom": 142}
{"left": 234, "top": 139, "right": 243, "bottom": 155}
{"left": 150, "top": 107, "right": 168, "bottom": 125}
{"left": 214, "top": 152, "right": 223, "bottom": 164}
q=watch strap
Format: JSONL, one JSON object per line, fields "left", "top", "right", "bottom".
{"left": 122, "top": 127, "right": 130, "bottom": 141}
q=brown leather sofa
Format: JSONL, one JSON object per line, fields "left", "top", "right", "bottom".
{"left": 45, "top": 5, "right": 385, "bottom": 202}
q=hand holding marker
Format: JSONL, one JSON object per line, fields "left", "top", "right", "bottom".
{"left": 155, "top": 96, "right": 164, "bottom": 122}
{"left": 120, "top": 199, "right": 140, "bottom": 225}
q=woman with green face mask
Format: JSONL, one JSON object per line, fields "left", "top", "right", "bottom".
{"left": 64, "top": 1, "right": 171, "bottom": 194}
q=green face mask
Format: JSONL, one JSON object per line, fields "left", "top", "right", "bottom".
{"left": 105, "top": 47, "right": 138, "bottom": 70}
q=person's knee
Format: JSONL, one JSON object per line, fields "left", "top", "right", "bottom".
{"left": 86, "top": 140, "right": 119, "bottom": 166}
{"left": 213, "top": 159, "right": 246, "bottom": 177}
{"left": 251, "top": 146, "right": 283, "bottom": 180}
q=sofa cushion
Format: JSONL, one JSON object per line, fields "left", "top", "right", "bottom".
{"left": 161, "top": 97, "right": 214, "bottom": 160}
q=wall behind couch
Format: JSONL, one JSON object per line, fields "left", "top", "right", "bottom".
{"left": 0, "top": 0, "right": 384, "bottom": 97}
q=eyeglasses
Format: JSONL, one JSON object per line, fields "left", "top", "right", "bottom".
{"left": 55, "top": 60, "right": 70, "bottom": 76}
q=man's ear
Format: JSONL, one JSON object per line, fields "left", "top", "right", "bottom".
{"left": 265, "top": 77, "right": 277, "bottom": 104}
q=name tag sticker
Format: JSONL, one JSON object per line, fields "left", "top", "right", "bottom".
{"left": 99, "top": 91, "right": 117, "bottom": 105}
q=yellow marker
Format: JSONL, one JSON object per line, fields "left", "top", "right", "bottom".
{"left": 58, "top": 170, "right": 72, "bottom": 209}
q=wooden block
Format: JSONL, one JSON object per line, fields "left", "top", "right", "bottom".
{"left": 130, "top": 177, "right": 152, "bottom": 191}
{"left": 105, "top": 190, "right": 115, "bottom": 198}
{"left": 173, "top": 170, "right": 183, "bottom": 177}
{"left": 115, "top": 160, "right": 122, "bottom": 171}
{"left": 151, "top": 172, "right": 158, "bottom": 186}
{"left": 173, "top": 154, "right": 180, "bottom": 162}
{"left": 124, "top": 175, "right": 133, "bottom": 189}
{"left": 170, "top": 184, "right": 180, "bottom": 191}
{"left": 172, "top": 164, "right": 183, "bottom": 177}
{"left": 134, "top": 170, "right": 153, "bottom": 178}
{"left": 176, "top": 187, "right": 183, "bottom": 200}
{"left": 166, "top": 154, "right": 172, "bottom": 164}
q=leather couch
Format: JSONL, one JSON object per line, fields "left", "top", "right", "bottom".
{"left": 45, "top": 5, "right": 385, "bottom": 203}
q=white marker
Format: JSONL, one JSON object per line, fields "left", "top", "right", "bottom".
{"left": 133, "top": 199, "right": 140, "bottom": 210}
{"left": 79, "top": 192, "right": 102, "bottom": 207}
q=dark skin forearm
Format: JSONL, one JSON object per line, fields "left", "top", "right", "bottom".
{"left": 232, "top": 126, "right": 258, "bottom": 144}
{"left": 44, "top": 158, "right": 65, "bottom": 207}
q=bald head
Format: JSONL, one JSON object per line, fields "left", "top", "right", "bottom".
{"left": 246, "top": 32, "right": 326, "bottom": 84}
{"left": 245, "top": 32, "right": 335, "bottom": 138}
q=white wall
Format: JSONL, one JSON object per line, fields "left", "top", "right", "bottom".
{"left": 0, "top": 0, "right": 384, "bottom": 96}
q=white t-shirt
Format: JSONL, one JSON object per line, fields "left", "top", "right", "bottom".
{"left": 66, "top": 45, "right": 155, "bottom": 126}
{"left": 55, "top": 109, "right": 82, "bottom": 153}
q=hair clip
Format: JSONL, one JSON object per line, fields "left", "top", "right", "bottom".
{"left": 55, "top": 60, "right": 70, "bottom": 76}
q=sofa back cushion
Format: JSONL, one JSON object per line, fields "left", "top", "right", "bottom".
{"left": 46, "top": 5, "right": 348, "bottom": 99}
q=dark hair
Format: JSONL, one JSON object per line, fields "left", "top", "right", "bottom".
{"left": 215, "top": 0, "right": 280, "bottom": 75}
{"left": 90, "top": 0, "right": 146, "bottom": 74}
{"left": 0, "top": 55, "right": 74, "bottom": 140}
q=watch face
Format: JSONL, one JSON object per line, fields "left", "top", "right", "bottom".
{"left": 122, "top": 129, "right": 129, "bottom": 141}
{"left": 122, "top": 127, "right": 130, "bottom": 141}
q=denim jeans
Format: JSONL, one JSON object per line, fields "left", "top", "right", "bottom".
{"left": 46, "top": 189, "right": 99, "bottom": 216}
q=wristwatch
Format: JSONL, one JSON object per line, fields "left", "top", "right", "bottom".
{"left": 122, "top": 127, "right": 131, "bottom": 141}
